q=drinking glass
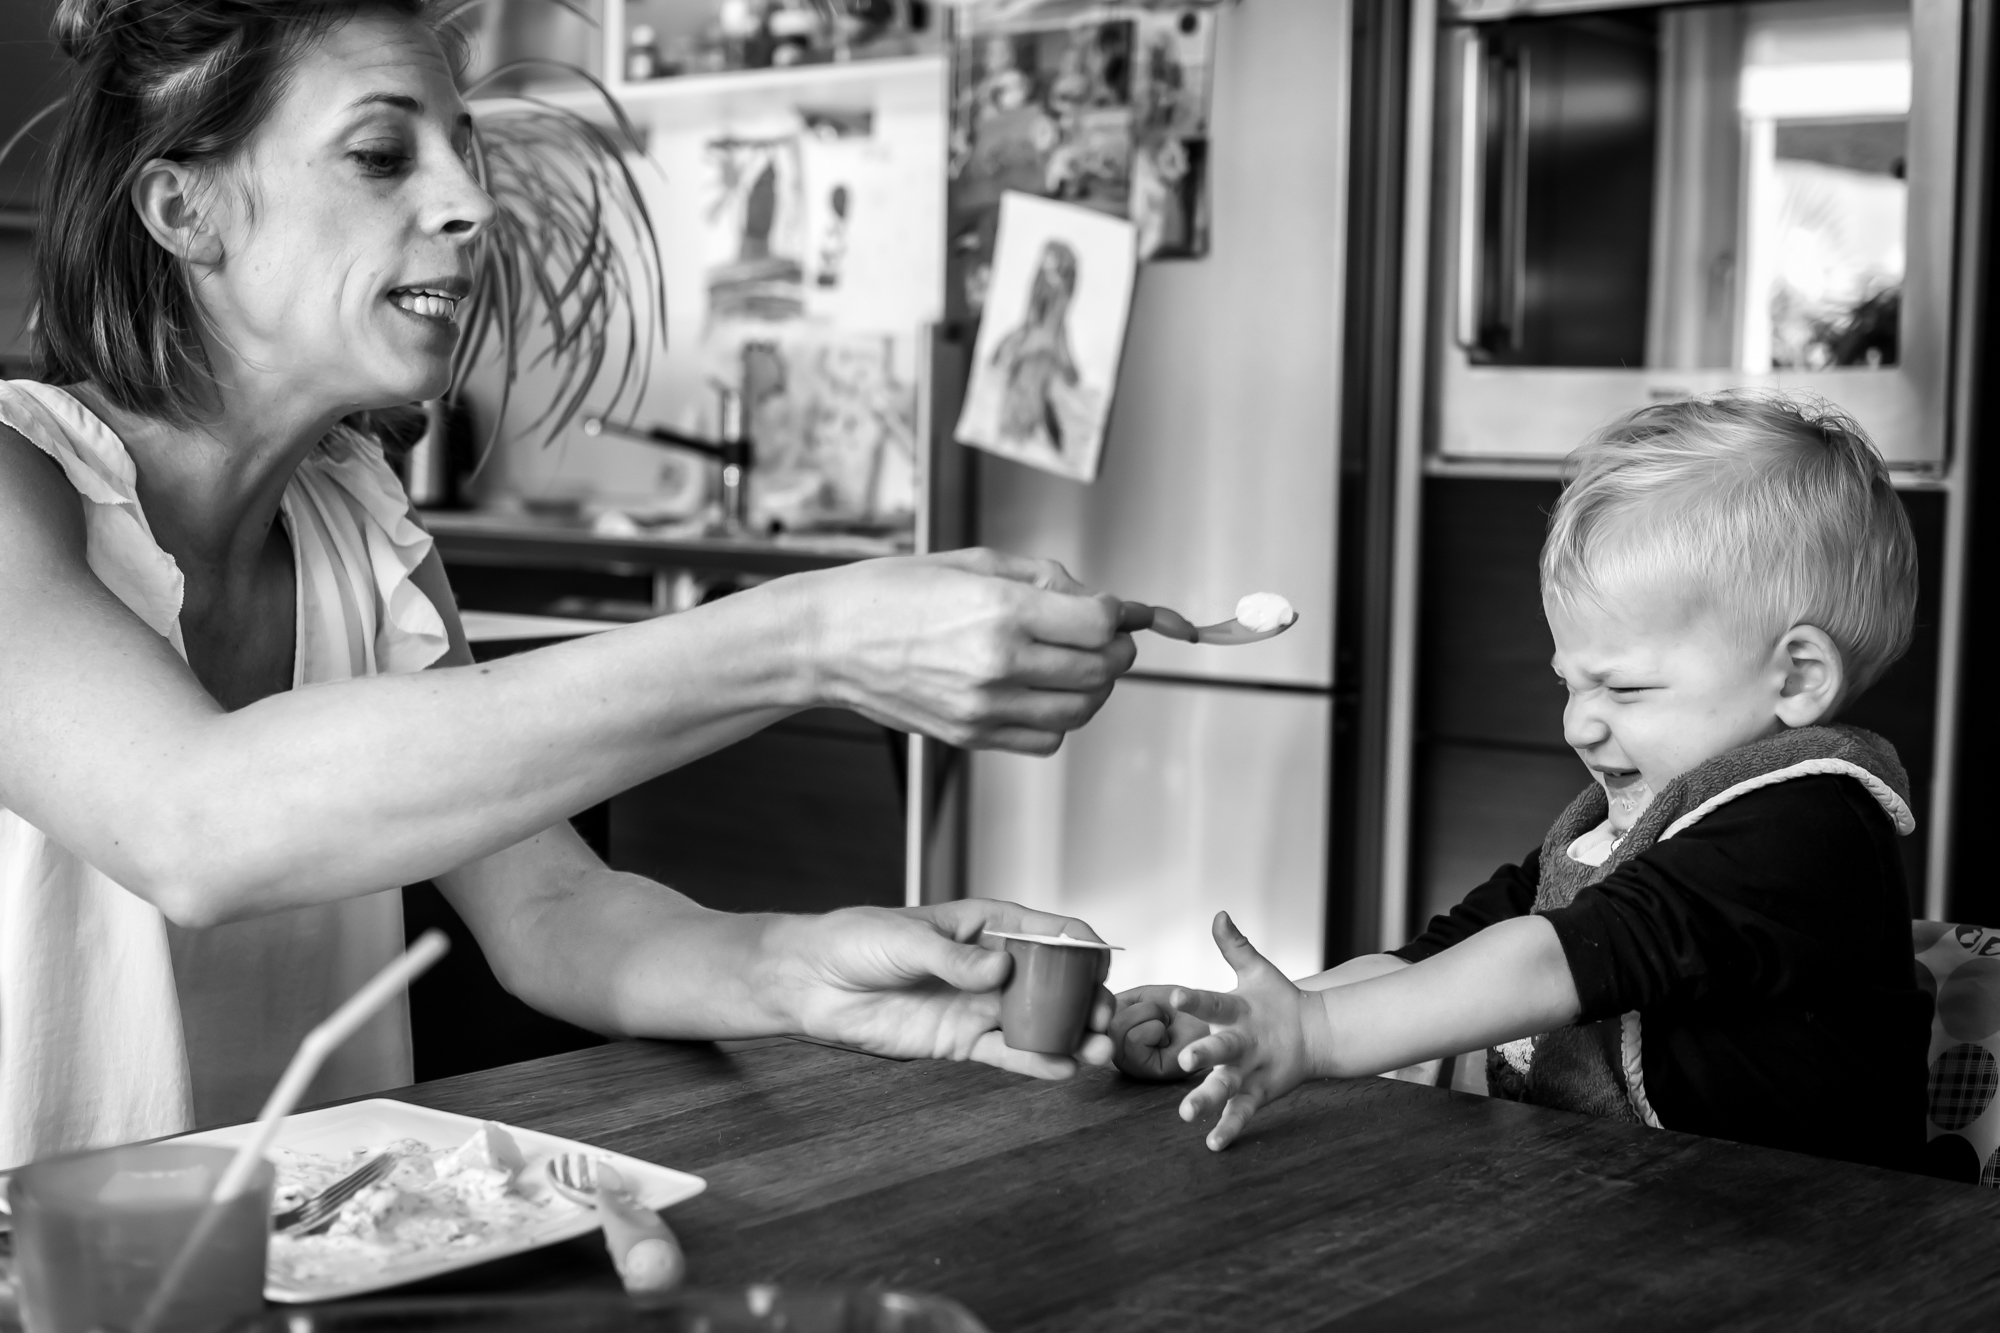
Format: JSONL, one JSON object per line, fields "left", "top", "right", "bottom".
{"left": 9, "top": 1142, "right": 273, "bottom": 1333}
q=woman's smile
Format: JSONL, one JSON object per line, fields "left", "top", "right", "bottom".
{"left": 386, "top": 278, "right": 469, "bottom": 326}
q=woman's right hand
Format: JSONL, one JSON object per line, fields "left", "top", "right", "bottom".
{"left": 796, "top": 548, "right": 1140, "bottom": 755}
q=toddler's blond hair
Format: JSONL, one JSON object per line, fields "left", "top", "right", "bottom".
{"left": 1541, "top": 392, "right": 1917, "bottom": 696}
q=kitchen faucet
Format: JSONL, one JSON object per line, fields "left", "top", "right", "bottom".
{"left": 582, "top": 385, "right": 754, "bottom": 535}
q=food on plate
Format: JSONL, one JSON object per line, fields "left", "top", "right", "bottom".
{"left": 267, "top": 1123, "right": 575, "bottom": 1287}
{"left": 1233, "top": 592, "right": 1296, "bottom": 633}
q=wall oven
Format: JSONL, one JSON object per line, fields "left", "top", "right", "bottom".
{"left": 1431, "top": 0, "right": 1965, "bottom": 468}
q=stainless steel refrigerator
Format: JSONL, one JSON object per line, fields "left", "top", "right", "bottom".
{"left": 962, "top": 0, "right": 1353, "bottom": 991}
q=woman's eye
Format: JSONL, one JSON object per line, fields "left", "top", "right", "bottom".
{"left": 349, "top": 147, "right": 411, "bottom": 178}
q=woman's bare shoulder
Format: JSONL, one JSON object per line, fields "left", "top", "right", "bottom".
{"left": 0, "top": 422, "right": 89, "bottom": 564}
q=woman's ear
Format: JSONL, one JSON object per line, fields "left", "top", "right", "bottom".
{"left": 1774, "top": 623, "right": 1845, "bottom": 727}
{"left": 130, "top": 159, "right": 224, "bottom": 266}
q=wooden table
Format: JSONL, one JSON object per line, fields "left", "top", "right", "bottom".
{"left": 367, "top": 1038, "right": 2000, "bottom": 1331}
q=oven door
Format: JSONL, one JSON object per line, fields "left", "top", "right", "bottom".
{"left": 1432, "top": 0, "right": 1961, "bottom": 469}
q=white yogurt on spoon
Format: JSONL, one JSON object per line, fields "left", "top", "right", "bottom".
{"left": 1234, "top": 593, "right": 1297, "bottom": 634}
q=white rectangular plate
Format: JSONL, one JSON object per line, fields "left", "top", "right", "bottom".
{"left": 174, "top": 1099, "right": 706, "bottom": 1303}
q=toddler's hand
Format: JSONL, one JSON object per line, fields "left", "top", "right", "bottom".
{"left": 1110, "top": 985, "right": 1210, "bottom": 1081}
{"left": 1172, "top": 912, "right": 1328, "bottom": 1152}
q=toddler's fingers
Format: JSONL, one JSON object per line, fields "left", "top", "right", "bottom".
{"left": 1179, "top": 1065, "right": 1241, "bottom": 1124}
{"left": 1110, "top": 998, "right": 1173, "bottom": 1048}
{"left": 1122, "top": 1016, "right": 1168, "bottom": 1050}
{"left": 1178, "top": 1028, "right": 1247, "bottom": 1074}
{"left": 1167, "top": 987, "right": 1243, "bottom": 1026}
{"left": 1211, "top": 912, "right": 1283, "bottom": 984}
{"left": 1206, "top": 1090, "right": 1264, "bottom": 1153}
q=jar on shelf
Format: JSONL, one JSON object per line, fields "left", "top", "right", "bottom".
{"left": 625, "top": 24, "right": 659, "bottom": 82}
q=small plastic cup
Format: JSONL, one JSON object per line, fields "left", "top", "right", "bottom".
{"left": 986, "top": 931, "right": 1118, "bottom": 1056}
{"left": 9, "top": 1142, "right": 274, "bottom": 1333}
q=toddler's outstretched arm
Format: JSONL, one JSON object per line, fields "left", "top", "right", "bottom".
{"left": 1153, "top": 910, "right": 1581, "bottom": 1151}
{"left": 1111, "top": 946, "right": 1411, "bottom": 1081}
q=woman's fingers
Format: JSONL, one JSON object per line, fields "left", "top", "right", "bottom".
{"left": 1008, "top": 641, "right": 1134, "bottom": 692}
{"left": 969, "top": 1029, "right": 1078, "bottom": 1080}
{"left": 1116, "top": 601, "right": 1157, "bottom": 633}
{"left": 1206, "top": 1091, "right": 1264, "bottom": 1153}
{"left": 920, "top": 896, "right": 1103, "bottom": 947}
{"left": 1074, "top": 1031, "right": 1113, "bottom": 1067}
{"left": 1015, "top": 590, "right": 1130, "bottom": 652}
{"left": 934, "top": 548, "right": 1085, "bottom": 595}
{"left": 904, "top": 925, "right": 1014, "bottom": 994}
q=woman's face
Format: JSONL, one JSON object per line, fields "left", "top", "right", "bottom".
{"left": 188, "top": 10, "right": 491, "bottom": 411}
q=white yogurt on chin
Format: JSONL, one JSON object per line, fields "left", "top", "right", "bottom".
{"left": 1234, "top": 592, "right": 1296, "bottom": 632}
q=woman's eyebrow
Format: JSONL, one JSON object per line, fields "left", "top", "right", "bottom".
{"left": 347, "top": 92, "right": 422, "bottom": 114}
{"left": 341, "top": 92, "right": 473, "bottom": 133}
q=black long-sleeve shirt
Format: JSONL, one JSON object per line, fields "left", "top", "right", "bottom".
{"left": 1391, "top": 774, "right": 1930, "bottom": 1173}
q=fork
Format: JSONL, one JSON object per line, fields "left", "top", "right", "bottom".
{"left": 270, "top": 1153, "right": 395, "bottom": 1236}
{"left": 546, "top": 1153, "right": 684, "bottom": 1293}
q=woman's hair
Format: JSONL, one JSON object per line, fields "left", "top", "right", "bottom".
{"left": 1541, "top": 391, "right": 1918, "bottom": 698}
{"left": 36, "top": 0, "right": 462, "bottom": 421}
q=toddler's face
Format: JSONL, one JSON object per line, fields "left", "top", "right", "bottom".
{"left": 1547, "top": 595, "right": 1789, "bottom": 833}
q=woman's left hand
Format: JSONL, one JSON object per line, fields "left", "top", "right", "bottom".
{"left": 765, "top": 898, "right": 1114, "bottom": 1079}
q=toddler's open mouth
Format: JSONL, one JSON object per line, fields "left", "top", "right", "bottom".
{"left": 1595, "top": 767, "right": 1654, "bottom": 819}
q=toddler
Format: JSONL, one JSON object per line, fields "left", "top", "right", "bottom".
{"left": 1114, "top": 393, "right": 1932, "bottom": 1172}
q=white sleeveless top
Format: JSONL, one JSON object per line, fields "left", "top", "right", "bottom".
{"left": 0, "top": 381, "right": 450, "bottom": 1169}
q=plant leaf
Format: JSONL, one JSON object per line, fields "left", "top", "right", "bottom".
{"left": 457, "top": 61, "right": 668, "bottom": 458}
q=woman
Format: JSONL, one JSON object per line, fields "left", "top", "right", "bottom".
{"left": 0, "top": 0, "right": 1136, "bottom": 1169}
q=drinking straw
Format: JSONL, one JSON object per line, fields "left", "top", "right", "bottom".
{"left": 133, "top": 929, "right": 451, "bottom": 1333}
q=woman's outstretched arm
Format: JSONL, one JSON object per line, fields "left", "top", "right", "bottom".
{"left": 438, "top": 820, "right": 1115, "bottom": 1080}
{"left": 0, "top": 431, "right": 1134, "bottom": 926}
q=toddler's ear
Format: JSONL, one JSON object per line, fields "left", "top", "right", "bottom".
{"left": 1775, "top": 623, "right": 1844, "bottom": 726}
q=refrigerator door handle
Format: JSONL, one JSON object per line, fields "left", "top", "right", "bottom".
{"left": 1459, "top": 33, "right": 1532, "bottom": 357}
{"left": 1455, "top": 29, "right": 1484, "bottom": 351}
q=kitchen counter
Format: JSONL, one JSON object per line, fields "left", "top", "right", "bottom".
{"left": 293, "top": 1038, "right": 2000, "bottom": 1330}
{"left": 420, "top": 510, "right": 909, "bottom": 579}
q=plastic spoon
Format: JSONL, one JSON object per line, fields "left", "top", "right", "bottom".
{"left": 1122, "top": 597, "right": 1299, "bottom": 646}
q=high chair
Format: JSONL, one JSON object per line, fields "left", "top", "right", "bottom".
{"left": 1914, "top": 920, "right": 2000, "bottom": 1185}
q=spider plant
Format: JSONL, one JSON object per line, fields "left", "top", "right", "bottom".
{"left": 429, "top": 0, "right": 669, "bottom": 457}
{"left": 455, "top": 64, "right": 667, "bottom": 454}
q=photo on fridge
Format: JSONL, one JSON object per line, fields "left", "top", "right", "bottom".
{"left": 956, "top": 191, "right": 1137, "bottom": 483}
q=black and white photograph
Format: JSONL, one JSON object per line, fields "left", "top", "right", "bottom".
{"left": 0, "top": 0, "right": 1995, "bottom": 1328}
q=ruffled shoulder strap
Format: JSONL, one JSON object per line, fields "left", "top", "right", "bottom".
{"left": 0, "top": 381, "right": 186, "bottom": 651}
{"left": 284, "top": 426, "right": 448, "bottom": 681}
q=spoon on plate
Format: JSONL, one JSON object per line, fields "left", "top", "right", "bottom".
{"left": 1120, "top": 593, "right": 1298, "bottom": 646}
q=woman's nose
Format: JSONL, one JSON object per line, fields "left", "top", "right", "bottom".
{"left": 428, "top": 153, "right": 495, "bottom": 243}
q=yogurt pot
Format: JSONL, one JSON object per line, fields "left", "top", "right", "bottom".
{"left": 984, "top": 931, "right": 1120, "bottom": 1056}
